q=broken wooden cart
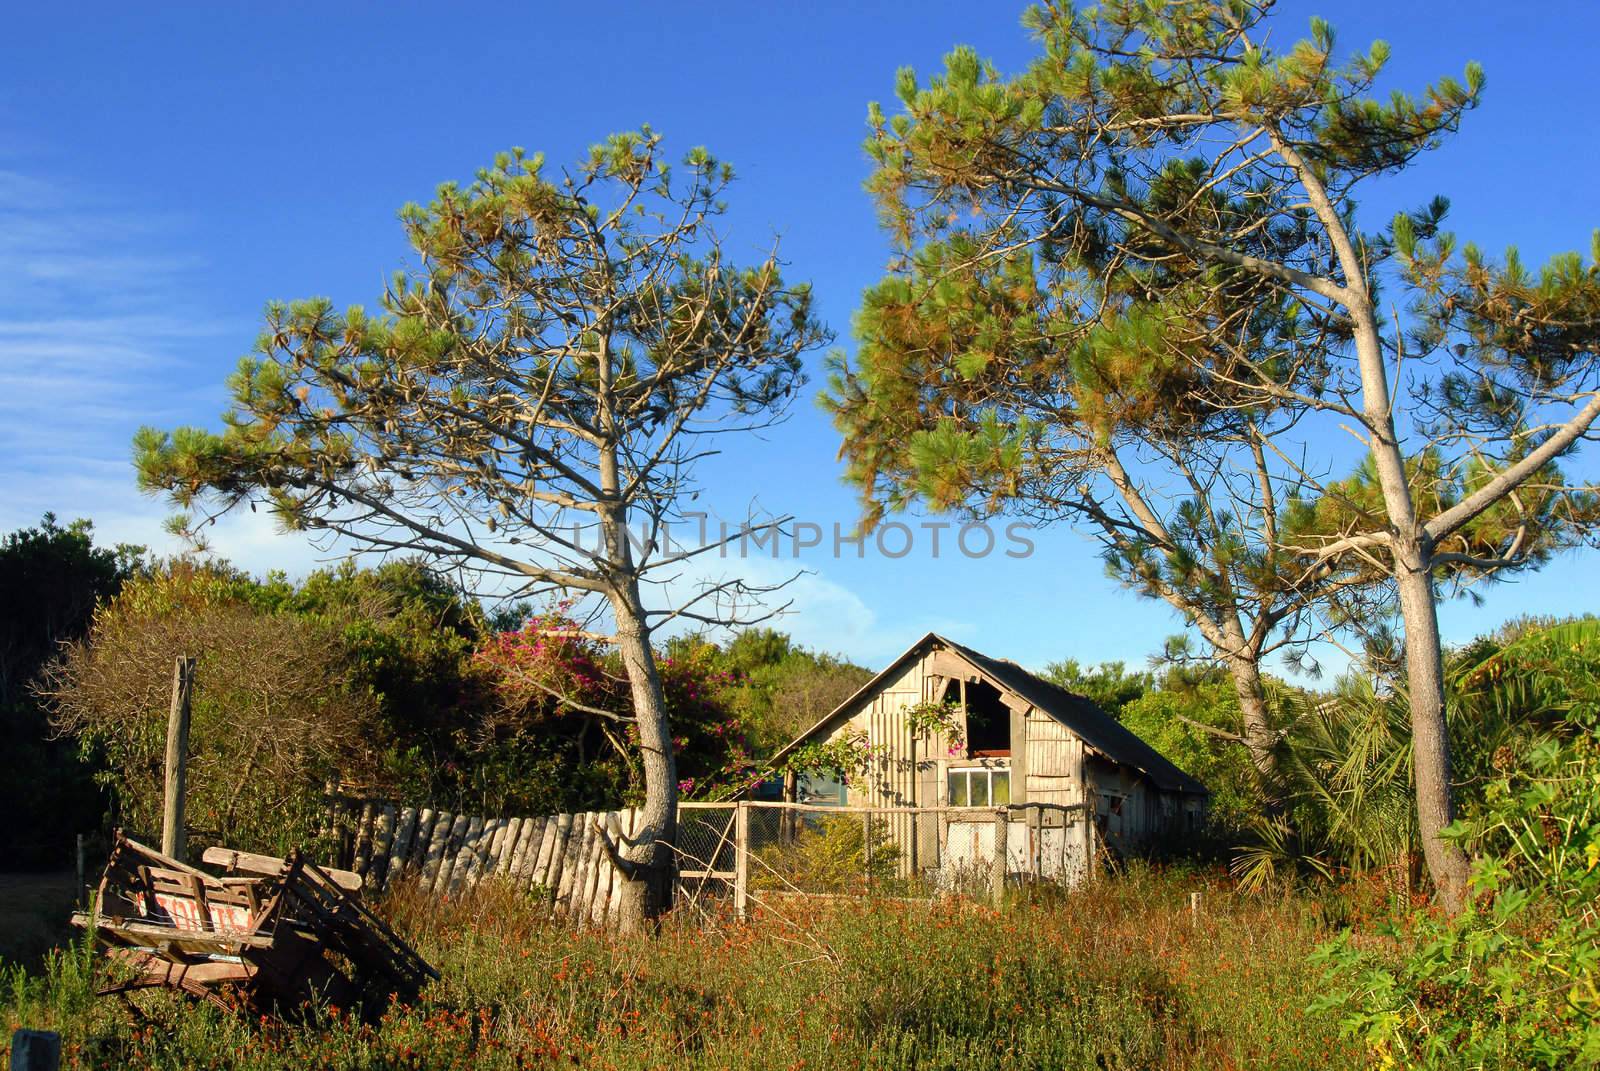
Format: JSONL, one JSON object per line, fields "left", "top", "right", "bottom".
{"left": 71, "top": 832, "right": 437, "bottom": 1020}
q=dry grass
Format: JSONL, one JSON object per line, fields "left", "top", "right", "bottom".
{"left": 1, "top": 865, "right": 1369, "bottom": 1069}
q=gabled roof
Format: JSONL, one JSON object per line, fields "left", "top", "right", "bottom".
{"left": 771, "top": 632, "right": 1208, "bottom": 797}
{"left": 938, "top": 637, "right": 1208, "bottom": 796}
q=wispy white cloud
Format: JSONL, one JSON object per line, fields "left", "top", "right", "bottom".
{"left": 0, "top": 167, "right": 305, "bottom": 572}
{"left": 0, "top": 170, "right": 60, "bottom": 210}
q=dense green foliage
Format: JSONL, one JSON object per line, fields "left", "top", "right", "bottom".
{"left": 1041, "top": 659, "right": 1261, "bottom": 836}
{"left": 825, "top": 0, "right": 1600, "bottom": 907}
{"left": 44, "top": 561, "right": 429, "bottom": 855}
{"left": 750, "top": 813, "right": 904, "bottom": 894}
{"left": 126, "top": 132, "right": 829, "bottom": 909}
{"left": 1314, "top": 620, "right": 1600, "bottom": 1067}
{"left": 30, "top": 547, "right": 863, "bottom": 854}
{"left": 1039, "top": 659, "right": 1152, "bottom": 717}
{"left": 0, "top": 516, "right": 141, "bottom": 868}
{"left": 473, "top": 611, "right": 760, "bottom": 809}
{"left": 1, "top": 867, "right": 1356, "bottom": 1070}
{"left": 1220, "top": 617, "right": 1600, "bottom": 891}
{"left": 665, "top": 629, "right": 874, "bottom": 758}
{"left": 1119, "top": 677, "right": 1262, "bottom": 837}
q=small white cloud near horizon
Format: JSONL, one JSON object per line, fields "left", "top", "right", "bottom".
{"left": 0, "top": 163, "right": 245, "bottom": 558}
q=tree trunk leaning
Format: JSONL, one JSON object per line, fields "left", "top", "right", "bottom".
{"left": 610, "top": 585, "right": 679, "bottom": 932}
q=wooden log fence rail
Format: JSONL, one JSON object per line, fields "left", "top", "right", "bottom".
{"left": 324, "top": 794, "right": 643, "bottom": 931}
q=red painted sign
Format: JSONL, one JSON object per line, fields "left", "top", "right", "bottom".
{"left": 136, "top": 892, "right": 253, "bottom": 934}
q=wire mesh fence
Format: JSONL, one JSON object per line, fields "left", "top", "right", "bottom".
{"left": 674, "top": 801, "right": 1092, "bottom": 916}
{"left": 674, "top": 804, "right": 740, "bottom": 914}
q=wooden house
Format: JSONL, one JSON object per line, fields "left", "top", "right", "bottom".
{"left": 769, "top": 633, "right": 1208, "bottom": 879}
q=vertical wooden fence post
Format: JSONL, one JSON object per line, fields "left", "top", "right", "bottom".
{"left": 781, "top": 771, "right": 798, "bottom": 845}
{"left": 1030, "top": 805, "right": 1042, "bottom": 884}
{"left": 161, "top": 655, "right": 197, "bottom": 861}
{"left": 861, "top": 810, "right": 873, "bottom": 891}
{"left": 1083, "top": 787, "right": 1099, "bottom": 884}
{"left": 733, "top": 802, "right": 750, "bottom": 921}
{"left": 991, "top": 808, "right": 1007, "bottom": 908}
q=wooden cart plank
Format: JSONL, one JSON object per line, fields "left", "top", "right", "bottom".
{"left": 201, "top": 848, "right": 361, "bottom": 893}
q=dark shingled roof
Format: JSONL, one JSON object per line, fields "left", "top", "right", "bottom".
{"left": 938, "top": 637, "right": 1208, "bottom": 796}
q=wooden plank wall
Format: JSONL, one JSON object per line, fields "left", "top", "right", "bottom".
{"left": 327, "top": 798, "right": 639, "bottom": 930}
{"left": 1025, "top": 716, "right": 1083, "bottom": 807}
{"left": 862, "top": 662, "right": 922, "bottom": 877}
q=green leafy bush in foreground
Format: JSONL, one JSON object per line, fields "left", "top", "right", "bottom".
{"left": 1314, "top": 621, "right": 1600, "bottom": 1068}
{"left": 2, "top": 866, "right": 1356, "bottom": 1070}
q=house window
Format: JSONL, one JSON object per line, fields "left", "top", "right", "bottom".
{"left": 799, "top": 772, "right": 847, "bottom": 807}
{"left": 942, "top": 678, "right": 1011, "bottom": 757}
{"left": 947, "top": 767, "right": 1010, "bottom": 807}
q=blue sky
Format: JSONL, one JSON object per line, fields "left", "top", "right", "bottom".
{"left": 2, "top": 1, "right": 1596, "bottom": 673}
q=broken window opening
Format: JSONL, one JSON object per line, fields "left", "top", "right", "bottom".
{"left": 944, "top": 677, "right": 1011, "bottom": 757}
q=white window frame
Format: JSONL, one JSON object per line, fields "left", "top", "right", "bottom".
{"left": 946, "top": 766, "right": 1011, "bottom": 807}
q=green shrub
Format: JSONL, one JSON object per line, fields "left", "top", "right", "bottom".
{"left": 1313, "top": 623, "right": 1600, "bottom": 1068}
{"left": 750, "top": 813, "right": 902, "bottom": 894}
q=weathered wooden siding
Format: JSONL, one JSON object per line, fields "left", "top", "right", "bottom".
{"left": 816, "top": 658, "right": 930, "bottom": 808}
{"left": 1025, "top": 712, "right": 1084, "bottom": 808}
{"left": 792, "top": 637, "right": 1204, "bottom": 872}
{"left": 1086, "top": 758, "right": 1183, "bottom": 852}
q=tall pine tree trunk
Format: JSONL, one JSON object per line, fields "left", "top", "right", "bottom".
{"left": 1225, "top": 653, "right": 1284, "bottom": 815}
{"left": 1351, "top": 305, "right": 1472, "bottom": 910}
{"left": 595, "top": 341, "right": 680, "bottom": 929}
{"left": 1278, "top": 134, "right": 1473, "bottom": 909}
{"left": 1391, "top": 546, "right": 1467, "bottom": 908}
{"left": 610, "top": 580, "right": 679, "bottom": 931}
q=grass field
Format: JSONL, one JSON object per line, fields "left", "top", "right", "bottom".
{"left": 0, "top": 866, "right": 1381, "bottom": 1070}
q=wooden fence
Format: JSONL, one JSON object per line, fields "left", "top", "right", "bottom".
{"left": 328, "top": 796, "right": 1092, "bottom": 929}
{"left": 326, "top": 796, "right": 641, "bottom": 930}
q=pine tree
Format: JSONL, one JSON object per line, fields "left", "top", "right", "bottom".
{"left": 134, "top": 130, "right": 827, "bottom": 925}
{"left": 828, "top": 1, "right": 1600, "bottom": 906}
